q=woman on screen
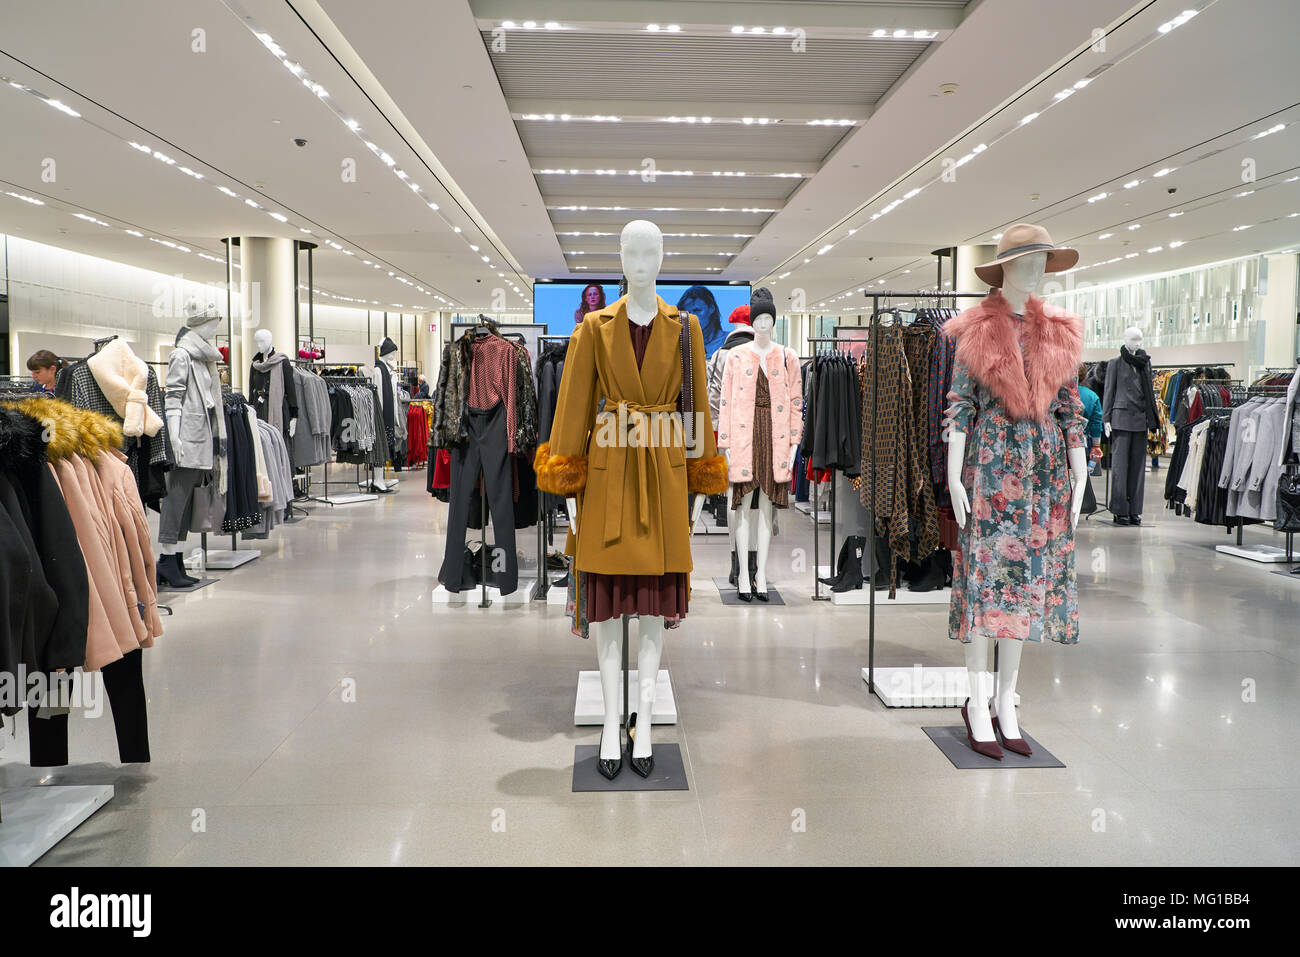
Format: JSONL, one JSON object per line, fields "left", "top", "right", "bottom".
{"left": 677, "top": 285, "right": 725, "bottom": 355}
{"left": 574, "top": 283, "right": 606, "bottom": 325}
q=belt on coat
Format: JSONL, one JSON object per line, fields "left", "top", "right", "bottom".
{"left": 602, "top": 400, "right": 678, "bottom": 546}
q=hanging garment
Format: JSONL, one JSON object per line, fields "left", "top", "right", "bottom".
{"left": 943, "top": 290, "right": 1085, "bottom": 645}
{"left": 535, "top": 296, "right": 727, "bottom": 581}
{"left": 432, "top": 321, "right": 538, "bottom": 454}
{"left": 221, "top": 394, "right": 261, "bottom": 533}
{"left": 439, "top": 403, "right": 518, "bottom": 594}
{"left": 248, "top": 350, "right": 299, "bottom": 435}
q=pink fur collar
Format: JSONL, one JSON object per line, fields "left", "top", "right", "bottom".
{"left": 945, "top": 289, "right": 1082, "bottom": 421}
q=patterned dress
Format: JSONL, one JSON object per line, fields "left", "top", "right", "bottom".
{"left": 945, "top": 327, "right": 1085, "bottom": 644}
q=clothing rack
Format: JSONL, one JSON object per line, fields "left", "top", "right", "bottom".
{"left": 534, "top": 336, "right": 573, "bottom": 601}
{"left": 1152, "top": 362, "right": 1237, "bottom": 370}
{"left": 862, "top": 290, "right": 987, "bottom": 695}
{"left": 309, "top": 373, "right": 379, "bottom": 506}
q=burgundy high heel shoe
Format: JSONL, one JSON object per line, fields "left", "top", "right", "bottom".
{"left": 960, "top": 698, "right": 1004, "bottom": 760}
{"left": 989, "top": 699, "right": 1032, "bottom": 756}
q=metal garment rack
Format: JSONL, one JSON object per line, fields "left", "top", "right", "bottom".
{"left": 534, "top": 333, "right": 573, "bottom": 601}
{"left": 861, "top": 290, "right": 987, "bottom": 694}
{"left": 1225, "top": 380, "right": 1294, "bottom": 554}
{"left": 804, "top": 335, "right": 856, "bottom": 602}
{"left": 310, "top": 372, "right": 379, "bottom": 506}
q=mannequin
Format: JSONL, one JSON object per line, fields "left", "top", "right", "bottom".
{"left": 1103, "top": 326, "right": 1157, "bottom": 525}
{"left": 717, "top": 286, "right": 801, "bottom": 600}
{"left": 947, "top": 234, "right": 1088, "bottom": 758}
{"left": 706, "top": 304, "right": 757, "bottom": 588}
{"left": 371, "top": 336, "right": 403, "bottom": 480}
{"left": 545, "top": 218, "right": 721, "bottom": 779}
{"left": 158, "top": 311, "right": 226, "bottom": 586}
{"left": 250, "top": 329, "right": 297, "bottom": 439}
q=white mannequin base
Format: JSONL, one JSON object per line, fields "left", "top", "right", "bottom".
{"left": 0, "top": 785, "right": 113, "bottom": 866}
{"left": 864, "top": 665, "right": 1022, "bottom": 708}
{"left": 574, "top": 669, "right": 676, "bottom": 725}
{"left": 431, "top": 578, "right": 536, "bottom": 606}
{"left": 189, "top": 549, "right": 259, "bottom": 570}
{"left": 1216, "top": 543, "right": 1291, "bottom": 563}
{"left": 319, "top": 492, "right": 379, "bottom": 505}
{"left": 360, "top": 477, "right": 399, "bottom": 492}
{"left": 545, "top": 582, "right": 569, "bottom": 605}
{"left": 794, "top": 501, "right": 831, "bottom": 524}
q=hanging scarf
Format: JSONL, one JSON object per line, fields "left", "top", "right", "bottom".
{"left": 86, "top": 339, "right": 164, "bottom": 437}
{"left": 1120, "top": 344, "right": 1160, "bottom": 430}
{"left": 251, "top": 352, "right": 288, "bottom": 433}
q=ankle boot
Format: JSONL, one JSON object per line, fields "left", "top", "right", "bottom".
{"left": 728, "top": 550, "right": 740, "bottom": 587}
{"left": 748, "top": 551, "right": 759, "bottom": 594}
{"left": 908, "top": 551, "right": 947, "bottom": 592}
{"left": 157, "top": 553, "right": 197, "bottom": 588}
{"left": 171, "top": 552, "right": 200, "bottom": 585}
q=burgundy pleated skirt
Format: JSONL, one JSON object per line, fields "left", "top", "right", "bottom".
{"left": 583, "top": 572, "right": 689, "bottom": 625}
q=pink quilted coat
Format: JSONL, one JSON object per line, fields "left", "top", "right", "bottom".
{"left": 717, "top": 344, "right": 803, "bottom": 483}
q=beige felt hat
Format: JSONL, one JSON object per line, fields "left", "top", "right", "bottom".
{"left": 975, "top": 223, "right": 1079, "bottom": 287}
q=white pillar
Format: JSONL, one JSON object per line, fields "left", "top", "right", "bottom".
{"left": 954, "top": 244, "right": 996, "bottom": 294}
{"left": 237, "top": 236, "right": 296, "bottom": 393}
{"left": 1260, "top": 253, "right": 1298, "bottom": 368}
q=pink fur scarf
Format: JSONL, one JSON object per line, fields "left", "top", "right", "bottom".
{"left": 945, "top": 289, "right": 1083, "bottom": 422}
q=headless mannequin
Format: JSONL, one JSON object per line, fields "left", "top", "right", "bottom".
{"left": 254, "top": 329, "right": 297, "bottom": 438}
{"left": 1103, "top": 327, "right": 1143, "bottom": 439}
{"left": 566, "top": 219, "right": 704, "bottom": 764}
{"left": 732, "top": 314, "right": 777, "bottom": 598}
{"left": 948, "top": 253, "right": 1088, "bottom": 745}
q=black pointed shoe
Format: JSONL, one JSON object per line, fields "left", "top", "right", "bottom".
{"left": 754, "top": 589, "right": 770, "bottom": 602}
{"left": 627, "top": 714, "right": 654, "bottom": 778}
{"left": 597, "top": 728, "right": 621, "bottom": 781}
{"left": 736, "top": 591, "right": 753, "bottom": 602}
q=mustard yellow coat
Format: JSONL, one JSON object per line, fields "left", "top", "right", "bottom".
{"left": 535, "top": 295, "right": 728, "bottom": 575}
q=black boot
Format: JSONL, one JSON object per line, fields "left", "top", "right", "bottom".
{"left": 712, "top": 494, "right": 728, "bottom": 528}
{"left": 157, "top": 553, "right": 197, "bottom": 588}
{"left": 872, "top": 537, "right": 893, "bottom": 588}
{"left": 728, "top": 550, "right": 740, "bottom": 587}
{"left": 748, "top": 551, "right": 759, "bottom": 594}
{"left": 819, "top": 537, "right": 854, "bottom": 586}
{"left": 832, "top": 537, "right": 865, "bottom": 592}
{"left": 908, "top": 551, "right": 948, "bottom": 592}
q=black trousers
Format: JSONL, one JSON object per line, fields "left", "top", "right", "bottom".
{"left": 1109, "top": 428, "right": 1147, "bottom": 517}
{"left": 28, "top": 649, "right": 151, "bottom": 766}
{"left": 439, "top": 404, "right": 518, "bottom": 595}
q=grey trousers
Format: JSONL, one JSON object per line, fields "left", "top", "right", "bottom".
{"left": 159, "top": 467, "right": 211, "bottom": 545}
{"left": 1109, "top": 429, "right": 1147, "bottom": 517}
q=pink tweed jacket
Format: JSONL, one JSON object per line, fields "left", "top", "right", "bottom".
{"left": 717, "top": 344, "right": 803, "bottom": 484}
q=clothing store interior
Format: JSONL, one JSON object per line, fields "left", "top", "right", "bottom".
{"left": 0, "top": 0, "right": 1297, "bottom": 869}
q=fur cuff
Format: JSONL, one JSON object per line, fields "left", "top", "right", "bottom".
{"left": 534, "top": 442, "right": 588, "bottom": 495}
{"left": 687, "top": 454, "right": 729, "bottom": 495}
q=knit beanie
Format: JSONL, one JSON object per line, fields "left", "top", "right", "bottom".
{"left": 378, "top": 337, "right": 398, "bottom": 357}
{"left": 750, "top": 287, "right": 775, "bottom": 323}
{"left": 728, "top": 304, "right": 751, "bottom": 326}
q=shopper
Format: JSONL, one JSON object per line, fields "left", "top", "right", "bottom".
{"left": 1077, "top": 366, "right": 1104, "bottom": 473}
{"left": 414, "top": 374, "right": 430, "bottom": 399}
{"left": 26, "top": 349, "right": 65, "bottom": 394}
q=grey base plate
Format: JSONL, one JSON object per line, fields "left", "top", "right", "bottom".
{"left": 923, "top": 725, "right": 1064, "bottom": 769}
{"left": 1271, "top": 568, "right": 1300, "bottom": 581}
{"left": 157, "top": 577, "right": 219, "bottom": 592}
{"left": 572, "top": 743, "right": 688, "bottom": 791}
{"left": 710, "top": 577, "right": 787, "bottom": 606}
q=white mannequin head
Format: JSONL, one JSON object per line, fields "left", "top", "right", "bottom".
{"left": 1123, "top": 326, "right": 1143, "bottom": 351}
{"left": 619, "top": 220, "right": 664, "bottom": 293}
{"left": 254, "top": 328, "right": 274, "bottom": 355}
{"left": 185, "top": 299, "right": 221, "bottom": 341}
{"left": 1002, "top": 252, "right": 1047, "bottom": 298}
{"left": 751, "top": 313, "right": 774, "bottom": 347}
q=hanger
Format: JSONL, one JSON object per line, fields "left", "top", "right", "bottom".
{"left": 91, "top": 334, "right": 119, "bottom": 355}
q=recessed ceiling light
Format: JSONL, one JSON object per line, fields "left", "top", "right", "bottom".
{"left": 1152, "top": 167, "right": 1175, "bottom": 177}
{"left": 731, "top": 25, "right": 744, "bottom": 33}
{"left": 1020, "top": 112, "right": 1040, "bottom": 125}
{"left": 646, "top": 24, "right": 660, "bottom": 32}
{"left": 1169, "top": 211, "right": 1183, "bottom": 217}
{"left": 1098, "top": 233, "right": 1113, "bottom": 239}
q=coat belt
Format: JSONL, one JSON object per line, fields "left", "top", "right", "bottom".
{"left": 603, "top": 400, "right": 678, "bottom": 546}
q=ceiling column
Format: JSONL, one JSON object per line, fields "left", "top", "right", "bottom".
{"left": 237, "top": 236, "right": 296, "bottom": 393}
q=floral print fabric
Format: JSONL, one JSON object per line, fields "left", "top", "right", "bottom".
{"left": 945, "top": 348, "right": 1085, "bottom": 645}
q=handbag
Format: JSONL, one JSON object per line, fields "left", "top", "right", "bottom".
{"left": 1276, "top": 469, "right": 1300, "bottom": 532}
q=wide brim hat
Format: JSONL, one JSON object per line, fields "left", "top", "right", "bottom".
{"left": 975, "top": 223, "right": 1079, "bottom": 287}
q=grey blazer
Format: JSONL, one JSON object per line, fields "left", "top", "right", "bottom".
{"left": 1102, "top": 355, "right": 1152, "bottom": 432}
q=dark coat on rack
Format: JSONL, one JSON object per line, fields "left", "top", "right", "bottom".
{"left": 0, "top": 405, "right": 91, "bottom": 698}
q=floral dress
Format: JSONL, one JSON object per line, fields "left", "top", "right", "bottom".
{"left": 945, "top": 329, "right": 1085, "bottom": 645}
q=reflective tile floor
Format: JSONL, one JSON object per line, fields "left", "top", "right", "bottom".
{"left": 3, "top": 469, "right": 1298, "bottom": 865}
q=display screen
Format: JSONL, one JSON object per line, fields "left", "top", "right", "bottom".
{"left": 532, "top": 280, "right": 751, "bottom": 357}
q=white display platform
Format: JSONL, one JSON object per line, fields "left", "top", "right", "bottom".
{"left": 0, "top": 785, "right": 113, "bottom": 866}
{"left": 319, "top": 492, "right": 379, "bottom": 505}
{"left": 545, "top": 581, "right": 568, "bottom": 605}
{"left": 431, "top": 578, "right": 536, "bottom": 606}
{"left": 194, "top": 549, "right": 259, "bottom": 570}
{"left": 864, "top": 666, "right": 1021, "bottom": 708}
{"left": 574, "top": 669, "right": 677, "bottom": 726}
{"left": 815, "top": 565, "right": 950, "bottom": 605}
{"left": 794, "top": 501, "right": 831, "bottom": 524}
{"left": 1216, "top": 543, "right": 1292, "bottom": 563}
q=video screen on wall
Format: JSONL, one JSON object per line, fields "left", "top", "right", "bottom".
{"left": 532, "top": 280, "right": 751, "bottom": 357}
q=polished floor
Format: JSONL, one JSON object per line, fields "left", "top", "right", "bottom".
{"left": 4, "top": 465, "right": 1299, "bottom": 866}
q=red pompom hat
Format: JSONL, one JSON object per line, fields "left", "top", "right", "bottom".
{"left": 728, "top": 304, "right": 751, "bottom": 326}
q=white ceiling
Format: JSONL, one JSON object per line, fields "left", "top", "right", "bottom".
{"left": 0, "top": 0, "right": 1296, "bottom": 317}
